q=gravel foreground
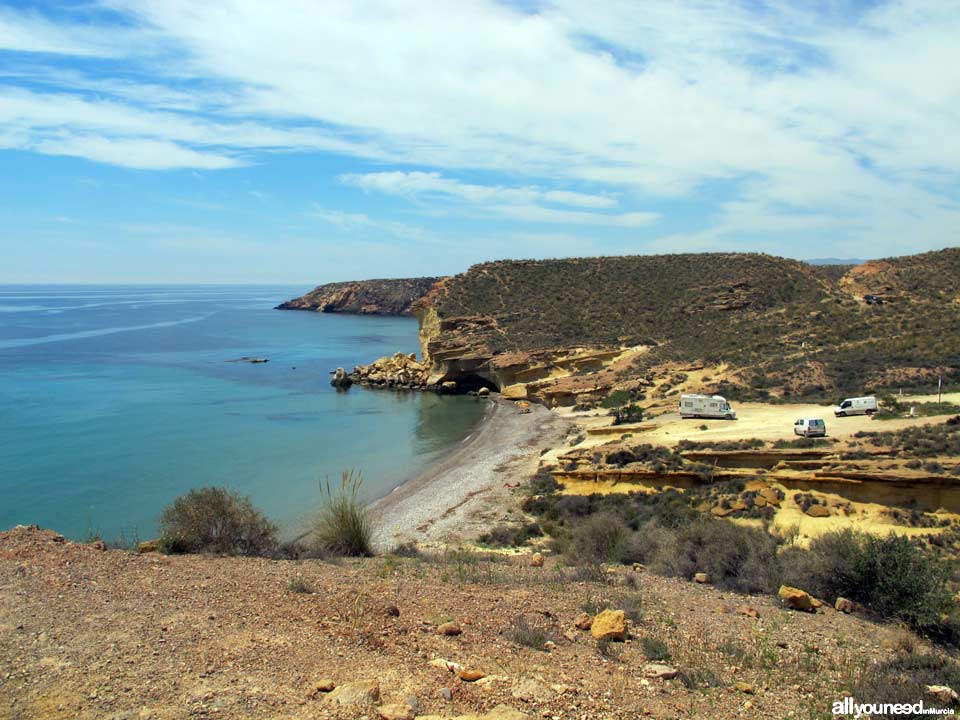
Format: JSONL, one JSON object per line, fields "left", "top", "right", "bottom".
{"left": 0, "top": 525, "right": 929, "bottom": 720}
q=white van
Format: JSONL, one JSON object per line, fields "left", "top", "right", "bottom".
{"left": 834, "top": 396, "right": 878, "bottom": 417}
{"left": 679, "top": 394, "right": 737, "bottom": 420}
{"left": 794, "top": 418, "right": 826, "bottom": 437}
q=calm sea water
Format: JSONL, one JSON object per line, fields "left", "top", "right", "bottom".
{"left": 0, "top": 285, "right": 485, "bottom": 541}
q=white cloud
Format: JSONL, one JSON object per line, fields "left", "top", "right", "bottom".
{"left": 34, "top": 133, "right": 243, "bottom": 170}
{"left": 341, "top": 171, "right": 615, "bottom": 208}
{"left": 0, "top": 1, "right": 957, "bottom": 254}
{"left": 339, "top": 170, "right": 643, "bottom": 226}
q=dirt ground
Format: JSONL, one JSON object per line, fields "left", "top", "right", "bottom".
{"left": 555, "top": 393, "right": 955, "bottom": 450}
{"left": 0, "top": 526, "right": 937, "bottom": 720}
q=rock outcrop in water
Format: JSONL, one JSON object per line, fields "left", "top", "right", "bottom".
{"left": 276, "top": 277, "right": 442, "bottom": 315}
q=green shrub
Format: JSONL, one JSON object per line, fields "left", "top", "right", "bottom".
{"left": 610, "top": 404, "right": 644, "bottom": 425}
{"left": 287, "top": 577, "right": 313, "bottom": 594}
{"left": 565, "top": 513, "right": 629, "bottom": 565}
{"left": 640, "top": 635, "right": 671, "bottom": 661}
{"left": 478, "top": 522, "right": 542, "bottom": 548}
{"left": 158, "top": 487, "right": 278, "bottom": 556}
{"left": 851, "top": 649, "right": 960, "bottom": 718}
{"left": 600, "top": 390, "right": 632, "bottom": 408}
{"left": 782, "top": 529, "right": 954, "bottom": 633}
{"left": 312, "top": 470, "right": 374, "bottom": 557}
{"left": 507, "top": 615, "right": 550, "bottom": 650}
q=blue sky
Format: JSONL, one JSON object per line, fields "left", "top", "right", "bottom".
{"left": 1, "top": 0, "right": 958, "bottom": 283}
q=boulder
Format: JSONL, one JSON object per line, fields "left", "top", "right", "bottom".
{"left": 926, "top": 685, "right": 959, "bottom": 705}
{"left": 693, "top": 572, "right": 711, "bottom": 584}
{"left": 440, "top": 381, "right": 458, "bottom": 394}
{"left": 330, "top": 367, "right": 353, "bottom": 389}
{"left": 590, "top": 609, "right": 627, "bottom": 641}
{"left": 137, "top": 540, "right": 158, "bottom": 554}
{"left": 758, "top": 487, "right": 781, "bottom": 506}
{"left": 312, "top": 679, "right": 336, "bottom": 693}
{"left": 437, "top": 621, "right": 462, "bottom": 636}
{"left": 574, "top": 612, "right": 593, "bottom": 630}
{"left": 643, "top": 664, "right": 678, "bottom": 680}
{"left": 736, "top": 606, "right": 760, "bottom": 619}
{"left": 834, "top": 597, "right": 855, "bottom": 614}
{"left": 325, "top": 680, "right": 380, "bottom": 706}
{"left": 379, "top": 704, "right": 415, "bottom": 720}
{"left": 778, "top": 585, "right": 817, "bottom": 612}
{"left": 530, "top": 553, "right": 544, "bottom": 568}
{"left": 458, "top": 669, "right": 486, "bottom": 682}
{"left": 804, "top": 504, "right": 831, "bottom": 518}
{"left": 511, "top": 677, "right": 555, "bottom": 702}
{"left": 735, "top": 682, "right": 756, "bottom": 694}
{"left": 478, "top": 387, "right": 491, "bottom": 396}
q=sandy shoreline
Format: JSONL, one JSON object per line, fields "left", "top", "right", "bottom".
{"left": 369, "top": 396, "right": 569, "bottom": 549}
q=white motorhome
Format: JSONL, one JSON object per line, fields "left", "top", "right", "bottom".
{"left": 834, "top": 396, "right": 878, "bottom": 417}
{"left": 679, "top": 394, "right": 737, "bottom": 420}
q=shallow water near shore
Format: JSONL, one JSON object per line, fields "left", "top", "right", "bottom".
{"left": 0, "top": 285, "right": 486, "bottom": 541}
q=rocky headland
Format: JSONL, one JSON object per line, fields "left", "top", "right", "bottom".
{"left": 276, "top": 277, "right": 442, "bottom": 315}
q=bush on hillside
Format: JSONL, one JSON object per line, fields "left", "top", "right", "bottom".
{"left": 781, "top": 529, "right": 954, "bottom": 632}
{"left": 311, "top": 469, "right": 374, "bottom": 557}
{"left": 852, "top": 649, "right": 960, "bottom": 718}
{"left": 564, "top": 513, "right": 630, "bottom": 565}
{"left": 158, "top": 487, "right": 278, "bottom": 556}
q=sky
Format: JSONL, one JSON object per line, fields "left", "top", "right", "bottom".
{"left": 1, "top": 0, "right": 958, "bottom": 283}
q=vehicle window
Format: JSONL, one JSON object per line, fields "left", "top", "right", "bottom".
{"left": 841, "top": 401, "right": 851, "bottom": 408}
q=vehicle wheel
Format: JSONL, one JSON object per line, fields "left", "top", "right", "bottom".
{"left": 836, "top": 412, "right": 846, "bottom": 417}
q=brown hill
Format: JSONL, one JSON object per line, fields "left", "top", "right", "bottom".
{"left": 277, "top": 277, "right": 442, "bottom": 315}
{"left": 411, "top": 249, "right": 960, "bottom": 401}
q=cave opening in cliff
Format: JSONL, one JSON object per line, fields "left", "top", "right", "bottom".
{"left": 454, "top": 374, "right": 500, "bottom": 393}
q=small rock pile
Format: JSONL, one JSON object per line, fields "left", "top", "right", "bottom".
{"left": 350, "top": 352, "right": 430, "bottom": 389}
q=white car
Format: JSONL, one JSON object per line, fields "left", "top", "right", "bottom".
{"left": 794, "top": 418, "right": 826, "bottom": 437}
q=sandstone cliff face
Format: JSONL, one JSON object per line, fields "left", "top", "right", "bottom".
{"left": 276, "top": 277, "right": 442, "bottom": 315}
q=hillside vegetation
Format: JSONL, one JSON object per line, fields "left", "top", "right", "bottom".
{"left": 277, "top": 277, "right": 441, "bottom": 315}
{"left": 421, "top": 249, "right": 960, "bottom": 399}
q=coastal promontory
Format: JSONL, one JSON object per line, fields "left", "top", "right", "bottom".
{"left": 276, "top": 277, "right": 442, "bottom": 315}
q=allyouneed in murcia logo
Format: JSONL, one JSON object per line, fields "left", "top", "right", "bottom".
{"left": 832, "top": 697, "right": 956, "bottom": 717}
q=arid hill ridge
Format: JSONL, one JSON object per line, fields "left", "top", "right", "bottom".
{"left": 277, "top": 277, "right": 442, "bottom": 315}
{"left": 283, "top": 249, "right": 960, "bottom": 401}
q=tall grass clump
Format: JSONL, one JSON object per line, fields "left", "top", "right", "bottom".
{"left": 312, "top": 470, "right": 374, "bottom": 557}
{"left": 158, "top": 486, "right": 278, "bottom": 556}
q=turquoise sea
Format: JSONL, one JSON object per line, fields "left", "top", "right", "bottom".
{"left": 0, "top": 285, "right": 485, "bottom": 541}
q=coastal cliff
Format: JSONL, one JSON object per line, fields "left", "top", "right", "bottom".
{"left": 407, "top": 249, "right": 960, "bottom": 403}
{"left": 325, "top": 249, "right": 960, "bottom": 403}
{"left": 276, "top": 277, "right": 442, "bottom": 315}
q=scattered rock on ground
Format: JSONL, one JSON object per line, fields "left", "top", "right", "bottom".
{"left": 325, "top": 679, "right": 380, "bottom": 706}
{"left": 590, "top": 609, "right": 627, "bottom": 641}
{"left": 835, "top": 597, "right": 855, "bottom": 614}
{"left": 643, "top": 664, "right": 678, "bottom": 680}
{"left": 778, "top": 585, "right": 818, "bottom": 612}
{"left": 693, "top": 572, "right": 711, "bottom": 584}
{"left": 574, "top": 612, "right": 593, "bottom": 630}
{"left": 437, "top": 621, "right": 462, "bottom": 636}
{"left": 511, "top": 677, "right": 555, "bottom": 703}
{"left": 926, "top": 685, "right": 959, "bottom": 705}
{"left": 378, "top": 702, "right": 415, "bottom": 720}
{"left": 530, "top": 553, "right": 544, "bottom": 568}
